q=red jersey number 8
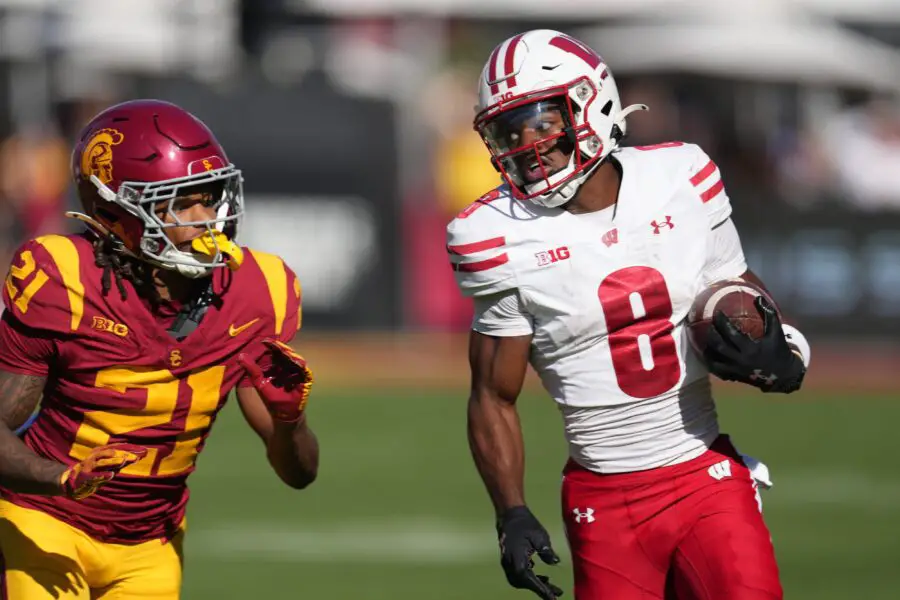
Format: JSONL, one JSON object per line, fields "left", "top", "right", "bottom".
{"left": 598, "top": 266, "right": 681, "bottom": 398}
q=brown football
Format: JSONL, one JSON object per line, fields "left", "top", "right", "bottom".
{"left": 686, "top": 279, "right": 775, "bottom": 356}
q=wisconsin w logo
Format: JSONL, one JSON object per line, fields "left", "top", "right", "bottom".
{"left": 707, "top": 459, "right": 732, "bottom": 481}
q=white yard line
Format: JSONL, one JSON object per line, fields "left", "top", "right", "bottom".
{"left": 186, "top": 472, "right": 899, "bottom": 564}
{"left": 187, "top": 519, "right": 503, "bottom": 564}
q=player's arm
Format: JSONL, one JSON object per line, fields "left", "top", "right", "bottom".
{"left": 703, "top": 218, "right": 809, "bottom": 393}
{"left": 468, "top": 330, "right": 532, "bottom": 514}
{"left": 0, "top": 369, "right": 65, "bottom": 495}
{"left": 0, "top": 315, "right": 146, "bottom": 498}
{"left": 691, "top": 147, "right": 810, "bottom": 392}
{"left": 237, "top": 340, "right": 318, "bottom": 489}
{"left": 236, "top": 384, "right": 318, "bottom": 489}
{"left": 467, "top": 292, "right": 563, "bottom": 600}
{"left": 0, "top": 371, "right": 143, "bottom": 499}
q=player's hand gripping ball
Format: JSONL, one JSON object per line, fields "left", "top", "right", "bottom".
{"left": 239, "top": 339, "right": 314, "bottom": 422}
{"left": 687, "top": 279, "right": 805, "bottom": 393}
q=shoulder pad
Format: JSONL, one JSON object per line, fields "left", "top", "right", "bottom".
{"left": 245, "top": 249, "right": 302, "bottom": 341}
{"left": 3, "top": 235, "right": 89, "bottom": 334}
{"left": 446, "top": 187, "right": 524, "bottom": 298}
{"left": 624, "top": 142, "right": 731, "bottom": 226}
{"left": 682, "top": 143, "right": 731, "bottom": 225}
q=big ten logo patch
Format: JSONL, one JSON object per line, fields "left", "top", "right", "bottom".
{"left": 91, "top": 316, "right": 129, "bottom": 338}
{"left": 535, "top": 246, "right": 570, "bottom": 267}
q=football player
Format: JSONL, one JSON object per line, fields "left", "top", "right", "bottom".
{"left": 0, "top": 100, "right": 318, "bottom": 599}
{"left": 447, "top": 30, "right": 812, "bottom": 600}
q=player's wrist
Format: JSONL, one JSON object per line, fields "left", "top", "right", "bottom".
{"left": 781, "top": 324, "right": 810, "bottom": 369}
{"left": 271, "top": 409, "right": 307, "bottom": 427}
{"left": 497, "top": 504, "right": 532, "bottom": 526}
{"left": 54, "top": 463, "right": 73, "bottom": 496}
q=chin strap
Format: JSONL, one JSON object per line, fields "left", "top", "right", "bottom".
{"left": 64, "top": 211, "right": 141, "bottom": 261}
{"left": 68, "top": 210, "right": 243, "bottom": 278}
{"left": 166, "top": 281, "right": 216, "bottom": 340}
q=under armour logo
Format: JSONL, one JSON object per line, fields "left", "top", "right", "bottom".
{"left": 750, "top": 370, "right": 778, "bottom": 385}
{"left": 573, "top": 507, "right": 595, "bottom": 524}
{"left": 651, "top": 216, "right": 674, "bottom": 234}
{"left": 601, "top": 228, "right": 619, "bottom": 247}
{"left": 708, "top": 459, "right": 732, "bottom": 481}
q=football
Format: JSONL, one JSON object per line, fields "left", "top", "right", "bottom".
{"left": 686, "top": 278, "right": 774, "bottom": 356}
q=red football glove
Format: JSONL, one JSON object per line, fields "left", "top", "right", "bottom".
{"left": 59, "top": 443, "right": 148, "bottom": 501}
{"left": 238, "top": 339, "right": 314, "bottom": 422}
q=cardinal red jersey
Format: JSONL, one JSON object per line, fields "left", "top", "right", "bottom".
{"left": 0, "top": 233, "right": 302, "bottom": 543}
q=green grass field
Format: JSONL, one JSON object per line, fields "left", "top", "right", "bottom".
{"left": 182, "top": 387, "right": 900, "bottom": 599}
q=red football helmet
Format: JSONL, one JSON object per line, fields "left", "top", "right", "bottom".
{"left": 71, "top": 99, "right": 244, "bottom": 278}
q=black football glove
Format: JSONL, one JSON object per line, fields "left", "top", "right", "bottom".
{"left": 496, "top": 506, "right": 564, "bottom": 600}
{"left": 704, "top": 295, "right": 806, "bottom": 394}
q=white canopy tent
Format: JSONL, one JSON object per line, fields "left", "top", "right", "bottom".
{"left": 294, "top": 0, "right": 672, "bottom": 19}
{"left": 295, "top": 0, "right": 900, "bottom": 24}
{"left": 791, "top": 0, "right": 900, "bottom": 23}
{"left": 576, "top": 0, "right": 900, "bottom": 93}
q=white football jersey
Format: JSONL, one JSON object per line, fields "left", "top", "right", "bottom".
{"left": 447, "top": 142, "right": 747, "bottom": 473}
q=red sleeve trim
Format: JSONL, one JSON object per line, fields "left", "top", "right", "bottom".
{"left": 690, "top": 160, "right": 717, "bottom": 186}
{"left": 447, "top": 236, "right": 506, "bottom": 255}
{"left": 453, "top": 254, "right": 510, "bottom": 273}
{"left": 700, "top": 180, "right": 725, "bottom": 203}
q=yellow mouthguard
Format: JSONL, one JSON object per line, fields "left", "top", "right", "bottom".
{"left": 191, "top": 230, "right": 244, "bottom": 271}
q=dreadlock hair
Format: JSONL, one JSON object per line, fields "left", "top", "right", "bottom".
{"left": 91, "top": 232, "right": 161, "bottom": 307}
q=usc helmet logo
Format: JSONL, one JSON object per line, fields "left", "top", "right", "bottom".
{"left": 81, "top": 128, "right": 125, "bottom": 184}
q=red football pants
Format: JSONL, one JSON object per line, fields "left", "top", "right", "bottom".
{"left": 561, "top": 435, "right": 782, "bottom": 600}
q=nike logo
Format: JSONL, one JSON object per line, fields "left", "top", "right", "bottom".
{"left": 228, "top": 318, "right": 259, "bottom": 337}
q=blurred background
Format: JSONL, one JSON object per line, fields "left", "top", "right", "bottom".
{"left": 1, "top": 0, "right": 898, "bottom": 599}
